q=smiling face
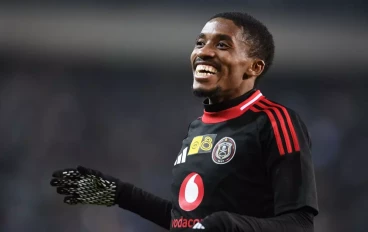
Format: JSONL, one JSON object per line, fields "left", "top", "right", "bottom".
{"left": 190, "top": 17, "right": 264, "bottom": 103}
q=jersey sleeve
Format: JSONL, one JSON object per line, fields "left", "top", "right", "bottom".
{"left": 199, "top": 207, "right": 315, "bottom": 232}
{"left": 117, "top": 183, "right": 172, "bottom": 229}
{"left": 259, "top": 104, "right": 319, "bottom": 216}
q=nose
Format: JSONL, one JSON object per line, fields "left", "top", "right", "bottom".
{"left": 196, "top": 43, "right": 216, "bottom": 58}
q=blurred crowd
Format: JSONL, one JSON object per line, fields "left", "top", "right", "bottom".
{"left": 0, "top": 60, "right": 367, "bottom": 232}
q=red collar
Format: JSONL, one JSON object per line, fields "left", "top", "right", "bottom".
{"left": 201, "top": 90, "right": 264, "bottom": 124}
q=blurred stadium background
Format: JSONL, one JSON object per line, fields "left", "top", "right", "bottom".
{"left": 0, "top": 1, "right": 367, "bottom": 231}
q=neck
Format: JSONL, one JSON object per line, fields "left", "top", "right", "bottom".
{"left": 208, "top": 82, "right": 255, "bottom": 105}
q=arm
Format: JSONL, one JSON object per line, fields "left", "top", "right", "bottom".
{"left": 50, "top": 166, "right": 172, "bottom": 230}
{"left": 117, "top": 182, "right": 172, "bottom": 229}
{"left": 198, "top": 207, "right": 314, "bottom": 232}
{"left": 262, "top": 106, "right": 318, "bottom": 217}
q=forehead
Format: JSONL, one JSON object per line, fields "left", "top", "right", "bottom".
{"left": 200, "top": 18, "right": 244, "bottom": 40}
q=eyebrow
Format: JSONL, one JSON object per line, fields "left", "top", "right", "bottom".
{"left": 197, "top": 33, "right": 233, "bottom": 42}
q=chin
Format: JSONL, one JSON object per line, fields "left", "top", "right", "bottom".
{"left": 192, "top": 86, "right": 221, "bottom": 98}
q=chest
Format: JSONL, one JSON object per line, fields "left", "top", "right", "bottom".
{"left": 172, "top": 119, "right": 265, "bottom": 190}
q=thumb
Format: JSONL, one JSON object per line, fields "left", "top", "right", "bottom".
{"left": 77, "top": 165, "right": 104, "bottom": 178}
{"left": 76, "top": 165, "right": 91, "bottom": 175}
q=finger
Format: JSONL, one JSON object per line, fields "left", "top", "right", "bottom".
{"left": 56, "top": 185, "right": 78, "bottom": 196}
{"left": 57, "top": 186, "right": 79, "bottom": 195}
{"left": 76, "top": 166, "right": 92, "bottom": 175}
{"left": 64, "top": 196, "right": 80, "bottom": 205}
{"left": 57, "top": 187, "right": 71, "bottom": 195}
{"left": 50, "top": 178, "right": 78, "bottom": 187}
{"left": 52, "top": 169, "right": 81, "bottom": 179}
{"left": 52, "top": 168, "right": 76, "bottom": 177}
{"left": 77, "top": 166, "right": 109, "bottom": 180}
{"left": 77, "top": 166, "right": 103, "bottom": 178}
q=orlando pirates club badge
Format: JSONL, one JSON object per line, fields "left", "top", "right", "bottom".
{"left": 211, "top": 137, "right": 236, "bottom": 164}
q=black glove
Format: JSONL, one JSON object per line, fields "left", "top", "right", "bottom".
{"left": 50, "top": 166, "right": 123, "bottom": 206}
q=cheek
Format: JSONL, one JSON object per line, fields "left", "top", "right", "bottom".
{"left": 224, "top": 62, "right": 246, "bottom": 79}
{"left": 235, "top": 58, "right": 250, "bottom": 74}
{"left": 219, "top": 63, "right": 247, "bottom": 87}
{"left": 190, "top": 51, "right": 196, "bottom": 65}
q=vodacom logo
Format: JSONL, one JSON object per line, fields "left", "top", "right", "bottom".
{"left": 178, "top": 172, "right": 204, "bottom": 211}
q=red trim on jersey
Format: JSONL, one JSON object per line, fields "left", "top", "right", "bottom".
{"left": 257, "top": 101, "right": 293, "bottom": 154}
{"left": 250, "top": 105, "right": 286, "bottom": 155}
{"left": 201, "top": 90, "right": 264, "bottom": 124}
{"left": 262, "top": 99, "right": 300, "bottom": 152}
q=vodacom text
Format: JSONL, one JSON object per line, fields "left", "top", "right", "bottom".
{"left": 171, "top": 217, "right": 203, "bottom": 228}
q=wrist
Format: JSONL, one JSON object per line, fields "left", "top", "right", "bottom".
{"left": 115, "top": 181, "right": 135, "bottom": 207}
{"left": 200, "top": 211, "right": 230, "bottom": 232}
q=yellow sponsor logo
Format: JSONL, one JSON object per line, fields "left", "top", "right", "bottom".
{"left": 188, "top": 134, "right": 216, "bottom": 155}
{"left": 188, "top": 136, "right": 203, "bottom": 155}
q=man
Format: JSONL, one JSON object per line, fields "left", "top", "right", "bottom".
{"left": 50, "top": 12, "right": 318, "bottom": 231}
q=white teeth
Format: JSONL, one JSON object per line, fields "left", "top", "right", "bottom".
{"left": 195, "top": 64, "right": 218, "bottom": 74}
{"left": 195, "top": 70, "right": 212, "bottom": 77}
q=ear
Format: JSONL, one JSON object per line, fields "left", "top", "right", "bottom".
{"left": 245, "top": 59, "right": 265, "bottom": 77}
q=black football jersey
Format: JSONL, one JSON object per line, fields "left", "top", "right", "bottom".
{"left": 170, "top": 89, "right": 318, "bottom": 231}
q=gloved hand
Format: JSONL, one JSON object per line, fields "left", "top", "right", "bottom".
{"left": 50, "top": 166, "right": 122, "bottom": 206}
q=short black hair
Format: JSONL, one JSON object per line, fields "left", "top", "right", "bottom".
{"left": 209, "top": 12, "right": 275, "bottom": 83}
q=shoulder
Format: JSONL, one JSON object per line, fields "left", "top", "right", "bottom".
{"left": 251, "top": 97, "right": 311, "bottom": 154}
{"left": 186, "top": 116, "right": 204, "bottom": 133}
{"left": 191, "top": 116, "right": 204, "bottom": 126}
{"left": 249, "top": 97, "right": 303, "bottom": 128}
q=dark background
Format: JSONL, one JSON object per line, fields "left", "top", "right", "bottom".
{"left": 0, "top": 1, "right": 367, "bottom": 231}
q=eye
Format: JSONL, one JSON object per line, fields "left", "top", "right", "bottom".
{"left": 195, "top": 40, "right": 205, "bottom": 47}
{"left": 217, "top": 41, "right": 229, "bottom": 49}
